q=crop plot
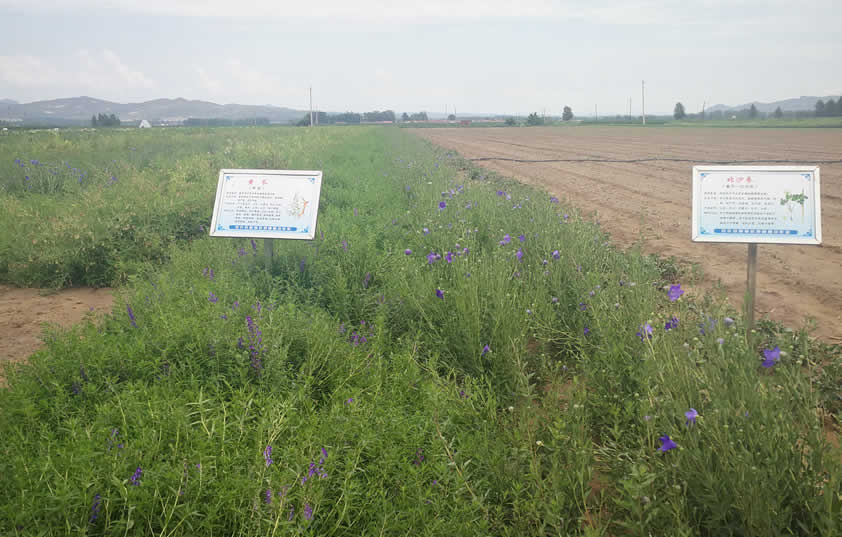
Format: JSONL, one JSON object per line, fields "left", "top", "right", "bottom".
{"left": 417, "top": 126, "right": 842, "bottom": 341}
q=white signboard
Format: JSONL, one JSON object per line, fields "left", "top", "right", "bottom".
{"left": 692, "top": 166, "right": 821, "bottom": 245}
{"left": 209, "top": 169, "right": 322, "bottom": 240}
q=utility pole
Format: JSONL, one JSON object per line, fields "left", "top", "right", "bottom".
{"left": 629, "top": 97, "right": 632, "bottom": 121}
{"left": 309, "top": 86, "right": 313, "bottom": 128}
{"left": 701, "top": 100, "right": 706, "bottom": 120}
{"left": 642, "top": 80, "right": 646, "bottom": 125}
{"left": 594, "top": 104, "right": 598, "bottom": 122}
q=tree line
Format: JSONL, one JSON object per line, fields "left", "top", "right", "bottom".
{"left": 91, "top": 113, "right": 121, "bottom": 127}
{"left": 673, "top": 97, "right": 842, "bottom": 120}
{"left": 296, "top": 110, "right": 398, "bottom": 126}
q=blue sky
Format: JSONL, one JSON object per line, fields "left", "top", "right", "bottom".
{"left": 1, "top": 0, "right": 840, "bottom": 115}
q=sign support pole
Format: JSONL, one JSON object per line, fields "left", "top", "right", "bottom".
{"left": 745, "top": 243, "right": 758, "bottom": 334}
{"left": 265, "top": 238, "right": 274, "bottom": 267}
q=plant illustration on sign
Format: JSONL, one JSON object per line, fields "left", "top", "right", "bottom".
{"left": 288, "top": 192, "right": 310, "bottom": 217}
{"left": 780, "top": 191, "right": 808, "bottom": 223}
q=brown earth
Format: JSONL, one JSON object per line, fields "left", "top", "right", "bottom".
{"left": 0, "top": 285, "right": 113, "bottom": 376}
{"left": 415, "top": 126, "right": 842, "bottom": 342}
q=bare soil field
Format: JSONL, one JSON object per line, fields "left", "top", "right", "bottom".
{"left": 0, "top": 286, "right": 113, "bottom": 375}
{"left": 416, "top": 126, "right": 842, "bottom": 342}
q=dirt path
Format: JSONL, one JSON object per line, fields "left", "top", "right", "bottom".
{"left": 416, "top": 126, "right": 842, "bottom": 342}
{"left": 0, "top": 285, "right": 114, "bottom": 371}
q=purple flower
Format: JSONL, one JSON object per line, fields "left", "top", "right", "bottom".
{"left": 658, "top": 435, "right": 677, "bottom": 452}
{"left": 551, "top": 297, "right": 558, "bottom": 303}
{"left": 518, "top": 234, "right": 526, "bottom": 242}
{"left": 264, "top": 445, "right": 273, "bottom": 467}
{"left": 637, "top": 323, "right": 653, "bottom": 341}
{"left": 427, "top": 251, "right": 437, "bottom": 265}
{"left": 304, "top": 503, "right": 313, "bottom": 521}
{"left": 716, "top": 337, "right": 724, "bottom": 345}
{"left": 668, "top": 284, "right": 684, "bottom": 302}
{"left": 516, "top": 248, "right": 523, "bottom": 262}
{"left": 321, "top": 447, "right": 328, "bottom": 460}
{"left": 126, "top": 304, "right": 137, "bottom": 328}
{"left": 685, "top": 408, "right": 699, "bottom": 426}
{"left": 496, "top": 190, "right": 504, "bottom": 196}
{"left": 130, "top": 467, "right": 142, "bottom": 486}
{"left": 423, "top": 227, "right": 430, "bottom": 235}
{"left": 353, "top": 207, "right": 358, "bottom": 217}
{"left": 762, "top": 346, "right": 781, "bottom": 368}
{"left": 265, "top": 488, "right": 272, "bottom": 504}
{"left": 345, "top": 397, "right": 354, "bottom": 405}
{"left": 551, "top": 250, "right": 560, "bottom": 260}
{"left": 288, "top": 506, "right": 295, "bottom": 520}
{"left": 439, "top": 201, "right": 446, "bottom": 210}
{"left": 436, "top": 288, "right": 444, "bottom": 300}
{"left": 251, "top": 239, "right": 258, "bottom": 253}
{"left": 246, "top": 316, "right": 264, "bottom": 373}
{"left": 405, "top": 249, "right": 412, "bottom": 255}
{"left": 724, "top": 317, "right": 735, "bottom": 327}
{"left": 583, "top": 326, "right": 590, "bottom": 336}
{"left": 481, "top": 344, "right": 491, "bottom": 356}
{"left": 89, "top": 494, "right": 102, "bottom": 524}
{"left": 363, "top": 272, "right": 371, "bottom": 288}
{"left": 664, "top": 317, "right": 679, "bottom": 331}
{"left": 446, "top": 251, "right": 454, "bottom": 263}
{"left": 526, "top": 309, "right": 533, "bottom": 315}
{"left": 341, "top": 240, "right": 349, "bottom": 251}
{"left": 550, "top": 196, "right": 559, "bottom": 203}
{"left": 499, "top": 234, "right": 512, "bottom": 246}
{"left": 579, "top": 303, "right": 587, "bottom": 311}
{"left": 208, "top": 292, "right": 218, "bottom": 303}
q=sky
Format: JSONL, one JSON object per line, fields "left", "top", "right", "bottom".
{"left": 1, "top": 0, "right": 840, "bottom": 116}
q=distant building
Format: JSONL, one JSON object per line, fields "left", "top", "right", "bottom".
{"left": 139, "top": 119, "right": 152, "bottom": 128}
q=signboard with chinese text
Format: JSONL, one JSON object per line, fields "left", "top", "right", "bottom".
{"left": 692, "top": 166, "right": 821, "bottom": 245}
{"left": 209, "top": 169, "right": 322, "bottom": 240}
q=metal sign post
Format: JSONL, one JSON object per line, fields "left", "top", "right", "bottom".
{"left": 208, "top": 169, "right": 323, "bottom": 270}
{"left": 691, "top": 166, "right": 822, "bottom": 336}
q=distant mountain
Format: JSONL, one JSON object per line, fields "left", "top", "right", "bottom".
{"left": 0, "top": 99, "right": 18, "bottom": 105}
{"left": 0, "top": 96, "right": 308, "bottom": 125}
{"left": 707, "top": 95, "right": 840, "bottom": 114}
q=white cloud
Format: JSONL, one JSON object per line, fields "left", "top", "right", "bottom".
{"left": 0, "top": 50, "right": 155, "bottom": 99}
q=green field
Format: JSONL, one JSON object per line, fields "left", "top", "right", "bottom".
{"left": 1, "top": 126, "right": 840, "bottom": 535}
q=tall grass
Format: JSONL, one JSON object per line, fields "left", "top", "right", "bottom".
{"left": 0, "top": 126, "right": 839, "bottom": 535}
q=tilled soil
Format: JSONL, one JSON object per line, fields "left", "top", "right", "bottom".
{"left": 416, "top": 126, "right": 842, "bottom": 342}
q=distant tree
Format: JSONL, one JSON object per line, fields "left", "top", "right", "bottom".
{"left": 409, "top": 112, "right": 428, "bottom": 121}
{"left": 447, "top": 114, "right": 456, "bottom": 121}
{"left": 749, "top": 104, "right": 758, "bottom": 119}
{"left": 825, "top": 98, "right": 836, "bottom": 117}
{"left": 401, "top": 112, "right": 410, "bottom": 122}
{"left": 836, "top": 97, "right": 842, "bottom": 117}
{"left": 673, "top": 102, "right": 686, "bottom": 120}
{"left": 562, "top": 106, "right": 573, "bottom": 121}
{"left": 526, "top": 112, "right": 544, "bottom": 126}
{"left": 815, "top": 99, "right": 825, "bottom": 117}
{"left": 773, "top": 106, "right": 783, "bottom": 118}
{"left": 109, "top": 114, "right": 120, "bottom": 126}
{"left": 504, "top": 117, "right": 516, "bottom": 126}
{"left": 91, "top": 114, "right": 98, "bottom": 127}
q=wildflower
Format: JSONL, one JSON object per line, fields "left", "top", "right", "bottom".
{"left": 362, "top": 272, "right": 371, "bottom": 288}
{"left": 551, "top": 297, "right": 558, "bottom": 303}
{"left": 405, "top": 249, "right": 412, "bottom": 255}
{"left": 238, "top": 247, "right": 246, "bottom": 256}
{"left": 658, "top": 435, "right": 677, "bottom": 452}
{"left": 518, "top": 234, "right": 526, "bottom": 242}
{"left": 724, "top": 317, "right": 735, "bottom": 327}
{"left": 446, "top": 252, "right": 454, "bottom": 263}
{"left": 427, "top": 251, "right": 437, "bottom": 265}
{"left": 716, "top": 337, "right": 724, "bottom": 345}
{"left": 516, "top": 248, "right": 523, "bottom": 262}
{"left": 762, "top": 346, "right": 780, "bottom": 368}
{"left": 436, "top": 288, "right": 444, "bottom": 300}
{"left": 685, "top": 408, "right": 699, "bottom": 426}
{"left": 341, "top": 240, "right": 349, "bottom": 251}
{"left": 583, "top": 326, "right": 590, "bottom": 336}
{"left": 208, "top": 292, "right": 218, "bottom": 303}
{"left": 526, "top": 309, "right": 533, "bottom": 315}
{"left": 264, "top": 445, "right": 273, "bottom": 467}
{"left": 439, "top": 201, "right": 446, "bottom": 210}
{"left": 668, "top": 284, "right": 684, "bottom": 302}
{"left": 353, "top": 207, "right": 358, "bottom": 217}
{"left": 246, "top": 316, "right": 264, "bottom": 373}
{"left": 126, "top": 304, "right": 137, "bottom": 328}
{"left": 251, "top": 239, "right": 258, "bottom": 253}
{"left": 288, "top": 506, "right": 295, "bottom": 520}
{"left": 563, "top": 213, "right": 569, "bottom": 220}
{"left": 89, "top": 494, "right": 102, "bottom": 524}
{"left": 481, "top": 344, "right": 491, "bottom": 356}
{"left": 579, "top": 303, "right": 587, "bottom": 311}
{"left": 496, "top": 190, "right": 504, "bottom": 196}
{"left": 299, "top": 258, "right": 307, "bottom": 272}
{"left": 413, "top": 448, "right": 425, "bottom": 465}
{"left": 664, "top": 317, "right": 679, "bottom": 331}
{"left": 552, "top": 250, "right": 560, "bottom": 260}
{"left": 304, "top": 503, "right": 313, "bottom": 521}
{"left": 550, "top": 196, "right": 559, "bottom": 203}
{"left": 423, "top": 227, "right": 430, "bottom": 235}
{"left": 345, "top": 397, "right": 354, "bottom": 405}
{"left": 265, "top": 488, "right": 272, "bottom": 504}
{"left": 643, "top": 415, "right": 652, "bottom": 421}
{"left": 499, "top": 234, "right": 512, "bottom": 246}
{"left": 130, "top": 467, "right": 142, "bottom": 486}
{"left": 321, "top": 447, "right": 328, "bottom": 461}
{"left": 637, "top": 323, "right": 653, "bottom": 341}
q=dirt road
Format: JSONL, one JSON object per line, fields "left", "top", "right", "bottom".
{"left": 415, "top": 126, "right": 842, "bottom": 341}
